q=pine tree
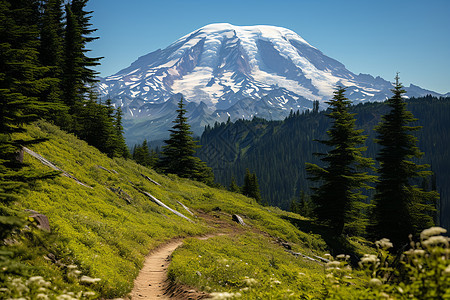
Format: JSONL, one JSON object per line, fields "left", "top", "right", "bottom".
{"left": 39, "top": 0, "right": 65, "bottom": 106}
{"left": 241, "top": 169, "right": 262, "bottom": 203}
{"left": 133, "top": 140, "right": 151, "bottom": 166}
{"left": 370, "top": 75, "right": 438, "bottom": 249}
{"left": 159, "top": 97, "right": 213, "bottom": 184}
{"left": 229, "top": 176, "right": 241, "bottom": 193}
{"left": 70, "top": 0, "right": 101, "bottom": 88}
{"left": 160, "top": 97, "right": 197, "bottom": 175}
{"left": 298, "top": 190, "right": 314, "bottom": 218}
{"left": 0, "top": 0, "right": 58, "bottom": 238}
{"left": 113, "top": 107, "right": 130, "bottom": 158}
{"left": 250, "top": 173, "right": 262, "bottom": 203}
{"left": 306, "top": 87, "right": 376, "bottom": 235}
{"left": 62, "top": 0, "right": 101, "bottom": 110}
{"left": 61, "top": 3, "right": 83, "bottom": 109}
{"left": 242, "top": 169, "right": 253, "bottom": 198}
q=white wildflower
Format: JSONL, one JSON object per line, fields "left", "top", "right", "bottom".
{"left": 28, "top": 276, "right": 44, "bottom": 282}
{"left": 360, "top": 254, "right": 379, "bottom": 264}
{"left": 80, "top": 275, "right": 101, "bottom": 283}
{"left": 242, "top": 277, "right": 258, "bottom": 286}
{"left": 420, "top": 227, "right": 447, "bottom": 240}
{"left": 66, "top": 265, "right": 78, "bottom": 269}
{"left": 36, "top": 294, "right": 49, "bottom": 300}
{"left": 326, "top": 261, "right": 341, "bottom": 268}
{"left": 368, "top": 278, "right": 382, "bottom": 288}
{"left": 336, "top": 254, "right": 348, "bottom": 260}
{"left": 422, "top": 235, "right": 449, "bottom": 247}
{"left": 443, "top": 264, "right": 450, "bottom": 275}
{"left": 270, "top": 278, "right": 281, "bottom": 284}
{"left": 83, "top": 291, "right": 96, "bottom": 297}
{"left": 375, "top": 238, "right": 393, "bottom": 250}
{"left": 413, "top": 249, "right": 426, "bottom": 256}
{"left": 56, "top": 295, "right": 77, "bottom": 300}
{"left": 209, "top": 292, "right": 240, "bottom": 299}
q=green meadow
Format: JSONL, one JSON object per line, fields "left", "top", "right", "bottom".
{"left": 3, "top": 121, "right": 448, "bottom": 299}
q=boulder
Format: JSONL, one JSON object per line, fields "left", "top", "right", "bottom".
{"left": 232, "top": 214, "right": 246, "bottom": 226}
{"left": 25, "top": 209, "right": 51, "bottom": 232}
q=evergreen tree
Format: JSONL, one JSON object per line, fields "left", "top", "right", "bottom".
{"left": 298, "top": 190, "right": 314, "bottom": 218}
{"left": 39, "top": 0, "right": 65, "bottom": 106}
{"left": 370, "top": 75, "right": 438, "bottom": 248}
{"left": 241, "top": 169, "right": 262, "bottom": 203}
{"left": 159, "top": 97, "right": 213, "bottom": 184}
{"left": 70, "top": 0, "right": 101, "bottom": 87}
{"left": 133, "top": 140, "right": 151, "bottom": 166}
{"left": 62, "top": 0, "right": 101, "bottom": 111}
{"left": 242, "top": 169, "right": 253, "bottom": 198}
{"left": 229, "top": 176, "right": 241, "bottom": 193}
{"left": 113, "top": 107, "right": 130, "bottom": 158}
{"left": 306, "top": 87, "right": 376, "bottom": 235}
{"left": 0, "top": 0, "right": 58, "bottom": 238}
{"left": 61, "top": 3, "right": 83, "bottom": 109}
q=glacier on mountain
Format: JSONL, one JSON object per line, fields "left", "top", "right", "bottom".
{"left": 97, "top": 23, "right": 442, "bottom": 144}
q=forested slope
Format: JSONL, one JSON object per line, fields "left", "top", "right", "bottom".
{"left": 198, "top": 96, "right": 450, "bottom": 229}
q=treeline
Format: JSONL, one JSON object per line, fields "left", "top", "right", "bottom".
{"left": 2, "top": 0, "right": 128, "bottom": 159}
{"left": 198, "top": 95, "right": 450, "bottom": 231}
{"left": 1, "top": 0, "right": 129, "bottom": 286}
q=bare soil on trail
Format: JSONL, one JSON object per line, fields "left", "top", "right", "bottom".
{"left": 129, "top": 235, "right": 219, "bottom": 300}
{"left": 128, "top": 210, "right": 246, "bottom": 299}
{"left": 130, "top": 240, "right": 184, "bottom": 299}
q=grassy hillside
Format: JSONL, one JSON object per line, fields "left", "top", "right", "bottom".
{"left": 3, "top": 120, "right": 334, "bottom": 298}
{"left": 3, "top": 121, "right": 448, "bottom": 299}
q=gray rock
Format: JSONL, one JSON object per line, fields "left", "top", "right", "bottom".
{"left": 232, "top": 214, "right": 246, "bottom": 226}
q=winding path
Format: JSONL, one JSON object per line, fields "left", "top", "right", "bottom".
{"left": 130, "top": 240, "right": 183, "bottom": 299}
{"left": 130, "top": 235, "right": 219, "bottom": 299}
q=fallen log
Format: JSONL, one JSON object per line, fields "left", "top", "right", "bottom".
{"left": 286, "top": 249, "right": 323, "bottom": 264}
{"left": 24, "top": 147, "right": 93, "bottom": 189}
{"left": 139, "top": 190, "right": 193, "bottom": 223}
{"left": 177, "top": 201, "right": 194, "bottom": 216}
{"left": 232, "top": 214, "right": 246, "bottom": 226}
{"left": 97, "top": 165, "right": 111, "bottom": 173}
{"left": 141, "top": 173, "right": 161, "bottom": 186}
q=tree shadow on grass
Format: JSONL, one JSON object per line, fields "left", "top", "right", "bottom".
{"left": 280, "top": 215, "right": 362, "bottom": 265}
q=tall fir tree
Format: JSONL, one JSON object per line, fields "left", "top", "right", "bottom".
{"left": 39, "top": 0, "right": 65, "bottom": 106}
{"left": 306, "top": 87, "right": 376, "bottom": 235}
{"left": 0, "top": 0, "right": 58, "bottom": 238}
{"left": 62, "top": 3, "right": 82, "bottom": 109}
{"left": 370, "top": 75, "right": 438, "bottom": 249}
{"left": 133, "top": 140, "right": 152, "bottom": 166}
{"left": 159, "top": 97, "right": 213, "bottom": 184}
{"left": 113, "top": 107, "right": 130, "bottom": 158}
{"left": 62, "top": 0, "right": 101, "bottom": 111}
{"left": 241, "top": 169, "right": 262, "bottom": 203}
{"left": 229, "top": 176, "right": 241, "bottom": 193}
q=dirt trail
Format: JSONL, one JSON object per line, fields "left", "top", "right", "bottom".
{"left": 130, "top": 236, "right": 218, "bottom": 299}
{"left": 130, "top": 240, "right": 183, "bottom": 299}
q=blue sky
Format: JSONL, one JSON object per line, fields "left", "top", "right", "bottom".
{"left": 86, "top": 0, "right": 450, "bottom": 94}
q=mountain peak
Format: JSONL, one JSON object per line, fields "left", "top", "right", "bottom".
{"left": 97, "top": 24, "right": 442, "bottom": 142}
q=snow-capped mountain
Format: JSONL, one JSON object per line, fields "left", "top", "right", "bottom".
{"left": 98, "top": 23, "right": 442, "bottom": 144}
